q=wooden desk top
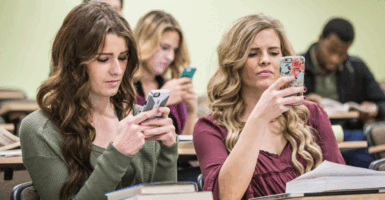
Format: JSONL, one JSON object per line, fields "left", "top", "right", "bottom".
{"left": 0, "top": 101, "right": 39, "bottom": 116}
{"left": 0, "top": 91, "right": 25, "bottom": 100}
{"left": 338, "top": 141, "right": 367, "bottom": 151}
{"left": 0, "top": 123, "right": 15, "bottom": 131}
{"left": 328, "top": 111, "right": 359, "bottom": 119}
{"left": 178, "top": 141, "right": 196, "bottom": 155}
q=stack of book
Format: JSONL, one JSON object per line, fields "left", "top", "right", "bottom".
{"left": 105, "top": 182, "right": 213, "bottom": 200}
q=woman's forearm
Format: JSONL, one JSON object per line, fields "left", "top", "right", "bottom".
{"left": 218, "top": 117, "right": 268, "bottom": 200}
{"left": 182, "top": 111, "right": 198, "bottom": 135}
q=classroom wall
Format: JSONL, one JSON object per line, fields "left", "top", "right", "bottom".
{"left": 1, "top": 0, "right": 384, "bottom": 99}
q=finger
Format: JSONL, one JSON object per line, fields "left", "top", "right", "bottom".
{"left": 271, "top": 76, "right": 296, "bottom": 90}
{"left": 279, "top": 86, "right": 305, "bottom": 98}
{"left": 179, "top": 77, "right": 192, "bottom": 84}
{"left": 146, "top": 134, "right": 166, "bottom": 141}
{"left": 132, "top": 108, "right": 160, "bottom": 124}
{"left": 157, "top": 107, "right": 171, "bottom": 119}
{"left": 140, "top": 118, "right": 172, "bottom": 127}
{"left": 180, "top": 83, "right": 193, "bottom": 91}
{"left": 280, "top": 95, "right": 306, "bottom": 106}
{"left": 143, "top": 126, "right": 174, "bottom": 138}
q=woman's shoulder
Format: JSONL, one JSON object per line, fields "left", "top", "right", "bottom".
{"left": 20, "top": 110, "right": 51, "bottom": 135}
{"left": 302, "top": 101, "right": 328, "bottom": 122}
{"left": 194, "top": 115, "right": 228, "bottom": 139}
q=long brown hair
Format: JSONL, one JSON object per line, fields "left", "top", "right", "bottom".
{"left": 208, "top": 14, "right": 322, "bottom": 174}
{"left": 134, "top": 10, "right": 190, "bottom": 79}
{"left": 36, "top": 2, "right": 139, "bottom": 199}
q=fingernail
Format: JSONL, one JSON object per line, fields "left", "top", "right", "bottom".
{"left": 304, "top": 87, "right": 307, "bottom": 92}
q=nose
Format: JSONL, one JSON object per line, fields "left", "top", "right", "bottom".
{"left": 165, "top": 50, "right": 175, "bottom": 62}
{"left": 259, "top": 51, "right": 271, "bottom": 66}
{"left": 329, "top": 54, "right": 342, "bottom": 67}
{"left": 109, "top": 58, "right": 124, "bottom": 76}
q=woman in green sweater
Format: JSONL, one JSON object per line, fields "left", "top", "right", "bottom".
{"left": 19, "top": 2, "right": 178, "bottom": 200}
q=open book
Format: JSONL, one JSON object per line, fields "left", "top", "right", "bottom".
{"left": 105, "top": 182, "right": 197, "bottom": 200}
{"left": 320, "top": 98, "right": 368, "bottom": 114}
{"left": 285, "top": 161, "right": 385, "bottom": 194}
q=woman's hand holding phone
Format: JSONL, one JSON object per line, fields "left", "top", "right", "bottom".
{"left": 113, "top": 108, "right": 162, "bottom": 156}
{"left": 140, "top": 107, "right": 177, "bottom": 146}
{"left": 161, "top": 78, "right": 192, "bottom": 106}
{"left": 250, "top": 76, "right": 306, "bottom": 123}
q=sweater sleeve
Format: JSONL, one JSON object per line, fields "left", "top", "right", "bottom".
{"left": 152, "top": 139, "right": 178, "bottom": 182}
{"left": 19, "top": 114, "right": 137, "bottom": 200}
{"left": 306, "top": 101, "right": 345, "bottom": 164}
{"left": 193, "top": 116, "right": 229, "bottom": 200}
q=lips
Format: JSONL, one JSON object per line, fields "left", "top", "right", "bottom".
{"left": 257, "top": 70, "right": 273, "bottom": 75}
{"left": 107, "top": 80, "right": 120, "bottom": 86}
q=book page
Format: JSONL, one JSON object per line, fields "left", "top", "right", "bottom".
{"left": 320, "top": 98, "right": 349, "bottom": 114}
{"left": 292, "top": 161, "right": 385, "bottom": 181}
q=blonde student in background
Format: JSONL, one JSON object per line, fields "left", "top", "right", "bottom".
{"left": 193, "top": 14, "right": 345, "bottom": 200}
{"left": 133, "top": 10, "right": 198, "bottom": 136}
{"left": 19, "top": 2, "right": 178, "bottom": 200}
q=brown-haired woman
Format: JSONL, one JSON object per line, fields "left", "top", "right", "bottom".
{"left": 133, "top": 10, "right": 197, "bottom": 136}
{"left": 19, "top": 2, "right": 177, "bottom": 200}
{"left": 193, "top": 14, "right": 345, "bottom": 200}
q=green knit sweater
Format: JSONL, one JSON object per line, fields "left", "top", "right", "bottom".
{"left": 19, "top": 105, "right": 178, "bottom": 200}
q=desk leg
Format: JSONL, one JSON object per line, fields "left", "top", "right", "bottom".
{"left": 3, "top": 168, "right": 13, "bottom": 180}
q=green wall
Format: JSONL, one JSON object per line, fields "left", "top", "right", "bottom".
{"left": 1, "top": 0, "right": 384, "bottom": 99}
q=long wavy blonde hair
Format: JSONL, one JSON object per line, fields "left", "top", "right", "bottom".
{"left": 208, "top": 14, "right": 323, "bottom": 175}
{"left": 134, "top": 10, "right": 190, "bottom": 79}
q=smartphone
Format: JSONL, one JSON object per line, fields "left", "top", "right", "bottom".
{"left": 280, "top": 56, "right": 305, "bottom": 105}
{"left": 141, "top": 89, "right": 170, "bottom": 118}
{"left": 180, "top": 66, "right": 197, "bottom": 79}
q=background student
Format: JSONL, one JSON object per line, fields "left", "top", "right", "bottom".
{"left": 19, "top": 2, "right": 177, "bottom": 199}
{"left": 302, "top": 18, "right": 385, "bottom": 168}
{"left": 193, "top": 14, "right": 345, "bottom": 200}
{"left": 133, "top": 10, "right": 198, "bottom": 135}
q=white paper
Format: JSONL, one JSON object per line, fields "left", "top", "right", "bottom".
{"left": 178, "top": 135, "right": 193, "bottom": 141}
{"left": 0, "top": 149, "right": 22, "bottom": 157}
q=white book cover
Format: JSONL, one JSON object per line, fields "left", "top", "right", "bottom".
{"left": 286, "top": 161, "right": 385, "bottom": 193}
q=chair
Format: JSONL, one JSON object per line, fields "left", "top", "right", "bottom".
{"left": 369, "top": 158, "right": 385, "bottom": 171}
{"left": 10, "top": 182, "right": 40, "bottom": 200}
{"left": 197, "top": 173, "right": 204, "bottom": 191}
{"left": 365, "top": 121, "right": 385, "bottom": 160}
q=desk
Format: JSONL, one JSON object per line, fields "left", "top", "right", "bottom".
{"left": 338, "top": 141, "right": 367, "bottom": 151}
{"left": 0, "top": 123, "right": 15, "bottom": 132}
{"left": 0, "top": 91, "right": 25, "bottom": 100}
{"left": 0, "top": 101, "right": 39, "bottom": 116}
{"left": 257, "top": 193, "right": 385, "bottom": 200}
{"left": 328, "top": 111, "right": 359, "bottom": 119}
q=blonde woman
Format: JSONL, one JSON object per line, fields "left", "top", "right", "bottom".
{"left": 193, "top": 14, "right": 345, "bottom": 200}
{"left": 134, "top": 11, "right": 197, "bottom": 135}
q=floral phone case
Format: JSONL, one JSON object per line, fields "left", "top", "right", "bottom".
{"left": 280, "top": 56, "right": 305, "bottom": 105}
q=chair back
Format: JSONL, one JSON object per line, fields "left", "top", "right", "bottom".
{"left": 365, "top": 121, "right": 385, "bottom": 160}
{"left": 197, "top": 173, "right": 204, "bottom": 191}
{"left": 10, "top": 182, "right": 40, "bottom": 200}
{"left": 369, "top": 158, "right": 385, "bottom": 171}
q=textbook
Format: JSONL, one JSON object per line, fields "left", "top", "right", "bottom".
{"left": 285, "top": 161, "right": 385, "bottom": 194}
{"left": 105, "top": 182, "right": 198, "bottom": 200}
{"left": 320, "top": 98, "right": 370, "bottom": 114}
{"left": 125, "top": 191, "right": 213, "bottom": 200}
{"left": 177, "top": 135, "right": 193, "bottom": 142}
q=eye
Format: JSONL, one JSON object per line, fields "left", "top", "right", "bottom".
{"left": 248, "top": 52, "right": 258, "bottom": 57}
{"left": 270, "top": 52, "right": 279, "bottom": 56}
{"left": 118, "top": 55, "right": 128, "bottom": 61}
{"left": 161, "top": 45, "right": 170, "bottom": 51}
{"left": 97, "top": 58, "right": 108, "bottom": 63}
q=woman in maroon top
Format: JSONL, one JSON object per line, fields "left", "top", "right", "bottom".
{"left": 193, "top": 14, "right": 345, "bottom": 200}
{"left": 133, "top": 11, "right": 198, "bottom": 135}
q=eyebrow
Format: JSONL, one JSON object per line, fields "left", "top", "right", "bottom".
{"left": 97, "top": 50, "right": 129, "bottom": 56}
{"left": 250, "top": 47, "right": 280, "bottom": 51}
